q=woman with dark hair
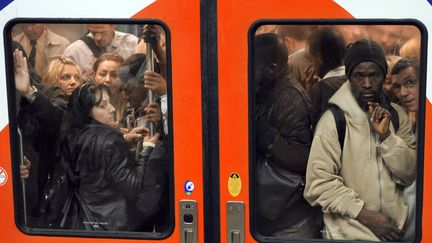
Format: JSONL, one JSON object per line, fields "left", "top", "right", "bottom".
{"left": 59, "top": 83, "right": 163, "bottom": 231}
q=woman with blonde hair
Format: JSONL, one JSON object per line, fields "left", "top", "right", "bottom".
{"left": 42, "top": 57, "right": 82, "bottom": 98}
{"left": 13, "top": 51, "right": 82, "bottom": 227}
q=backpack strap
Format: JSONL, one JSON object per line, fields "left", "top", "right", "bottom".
{"left": 388, "top": 105, "right": 399, "bottom": 133}
{"left": 79, "top": 36, "right": 103, "bottom": 58}
{"left": 329, "top": 106, "right": 346, "bottom": 150}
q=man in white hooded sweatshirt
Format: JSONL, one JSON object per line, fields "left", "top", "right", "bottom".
{"left": 304, "top": 39, "right": 416, "bottom": 241}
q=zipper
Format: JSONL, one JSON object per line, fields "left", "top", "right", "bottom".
{"left": 376, "top": 134, "right": 384, "bottom": 212}
{"left": 366, "top": 110, "right": 384, "bottom": 212}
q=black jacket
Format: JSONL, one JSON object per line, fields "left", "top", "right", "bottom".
{"left": 18, "top": 85, "right": 67, "bottom": 221}
{"left": 255, "top": 73, "right": 320, "bottom": 235}
{"left": 256, "top": 73, "right": 313, "bottom": 174}
{"left": 61, "top": 122, "right": 163, "bottom": 231}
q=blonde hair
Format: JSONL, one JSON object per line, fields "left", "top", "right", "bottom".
{"left": 42, "top": 57, "right": 81, "bottom": 86}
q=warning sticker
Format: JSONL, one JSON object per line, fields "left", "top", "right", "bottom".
{"left": 228, "top": 172, "right": 241, "bottom": 197}
{"left": 0, "top": 167, "right": 8, "bottom": 186}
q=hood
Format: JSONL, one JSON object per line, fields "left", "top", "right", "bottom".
{"left": 329, "top": 81, "right": 368, "bottom": 123}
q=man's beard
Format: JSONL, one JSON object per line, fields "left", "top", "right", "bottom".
{"left": 352, "top": 89, "right": 381, "bottom": 111}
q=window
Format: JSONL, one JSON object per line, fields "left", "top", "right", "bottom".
{"left": 250, "top": 21, "right": 424, "bottom": 242}
{"left": 6, "top": 20, "right": 173, "bottom": 239}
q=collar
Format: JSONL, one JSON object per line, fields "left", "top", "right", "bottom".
{"left": 322, "top": 66, "right": 345, "bottom": 79}
{"left": 288, "top": 47, "right": 305, "bottom": 57}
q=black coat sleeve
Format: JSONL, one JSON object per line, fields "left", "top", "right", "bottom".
{"left": 103, "top": 133, "right": 164, "bottom": 219}
{"left": 20, "top": 85, "right": 67, "bottom": 133}
{"left": 269, "top": 87, "right": 312, "bottom": 175}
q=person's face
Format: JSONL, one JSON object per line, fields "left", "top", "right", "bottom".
{"left": 350, "top": 61, "right": 385, "bottom": 110}
{"left": 392, "top": 67, "right": 419, "bottom": 112}
{"left": 58, "top": 64, "right": 82, "bottom": 97}
{"left": 124, "top": 85, "right": 147, "bottom": 109}
{"left": 21, "top": 24, "right": 44, "bottom": 41}
{"left": 254, "top": 56, "right": 277, "bottom": 94}
{"left": 90, "top": 90, "right": 116, "bottom": 127}
{"left": 87, "top": 24, "right": 115, "bottom": 48}
{"left": 95, "top": 60, "right": 122, "bottom": 93}
{"left": 368, "top": 26, "right": 401, "bottom": 54}
{"left": 382, "top": 76, "right": 393, "bottom": 92}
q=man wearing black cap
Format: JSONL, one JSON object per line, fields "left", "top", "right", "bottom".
{"left": 304, "top": 39, "right": 416, "bottom": 241}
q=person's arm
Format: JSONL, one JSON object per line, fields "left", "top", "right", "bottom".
{"left": 104, "top": 131, "right": 164, "bottom": 219}
{"left": 14, "top": 49, "right": 66, "bottom": 131}
{"left": 103, "top": 132, "right": 162, "bottom": 201}
{"left": 21, "top": 86, "right": 67, "bottom": 132}
{"left": 357, "top": 207, "right": 403, "bottom": 241}
{"left": 257, "top": 87, "right": 312, "bottom": 174}
{"left": 137, "top": 133, "right": 161, "bottom": 166}
{"left": 371, "top": 103, "right": 416, "bottom": 186}
{"left": 142, "top": 24, "right": 167, "bottom": 78}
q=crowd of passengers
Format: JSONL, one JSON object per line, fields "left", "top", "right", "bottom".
{"left": 14, "top": 23, "right": 169, "bottom": 231}
{"left": 253, "top": 24, "right": 419, "bottom": 242}
{"left": 13, "top": 23, "right": 421, "bottom": 240}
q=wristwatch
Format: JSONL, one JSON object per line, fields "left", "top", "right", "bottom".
{"left": 24, "top": 85, "right": 38, "bottom": 103}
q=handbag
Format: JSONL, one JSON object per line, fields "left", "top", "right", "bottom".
{"left": 38, "top": 163, "right": 95, "bottom": 230}
{"left": 255, "top": 157, "right": 305, "bottom": 221}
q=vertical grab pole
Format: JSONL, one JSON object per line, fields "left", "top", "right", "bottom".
{"left": 145, "top": 41, "right": 155, "bottom": 136}
{"left": 17, "top": 128, "right": 27, "bottom": 226}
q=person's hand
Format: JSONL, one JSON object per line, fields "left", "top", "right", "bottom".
{"left": 368, "top": 102, "right": 391, "bottom": 141}
{"left": 144, "top": 71, "right": 167, "bottom": 96}
{"left": 142, "top": 24, "right": 167, "bottom": 76}
{"left": 20, "top": 156, "right": 31, "bottom": 181}
{"left": 142, "top": 24, "right": 162, "bottom": 48}
{"left": 304, "top": 63, "right": 320, "bottom": 96}
{"left": 144, "top": 102, "right": 162, "bottom": 123}
{"left": 144, "top": 132, "right": 161, "bottom": 145}
{"left": 357, "top": 208, "right": 403, "bottom": 241}
{"left": 124, "top": 127, "right": 149, "bottom": 144}
{"left": 13, "top": 49, "right": 31, "bottom": 95}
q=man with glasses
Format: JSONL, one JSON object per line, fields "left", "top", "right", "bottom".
{"left": 391, "top": 58, "right": 420, "bottom": 241}
{"left": 304, "top": 39, "right": 416, "bottom": 241}
{"left": 63, "top": 24, "right": 138, "bottom": 78}
{"left": 391, "top": 59, "right": 419, "bottom": 115}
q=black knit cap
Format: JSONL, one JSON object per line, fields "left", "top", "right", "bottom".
{"left": 344, "top": 39, "right": 388, "bottom": 78}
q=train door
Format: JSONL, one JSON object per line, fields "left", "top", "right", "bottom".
{"left": 0, "top": 0, "right": 205, "bottom": 242}
{"left": 217, "top": 1, "right": 431, "bottom": 243}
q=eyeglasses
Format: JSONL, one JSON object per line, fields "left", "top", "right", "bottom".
{"left": 392, "top": 78, "right": 417, "bottom": 93}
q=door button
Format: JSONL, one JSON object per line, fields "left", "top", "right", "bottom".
{"left": 184, "top": 214, "right": 194, "bottom": 224}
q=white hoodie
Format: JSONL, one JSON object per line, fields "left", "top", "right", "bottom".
{"left": 304, "top": 81, "right": 416, "bottom": 240}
